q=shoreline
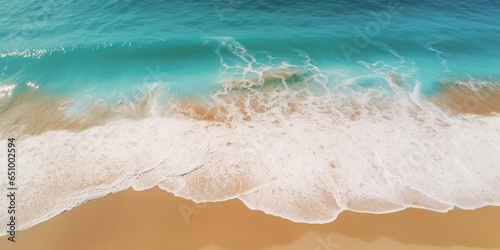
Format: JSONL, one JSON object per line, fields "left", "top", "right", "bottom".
{"left": 1, "top": 187, "right": 499, "bottom": 250}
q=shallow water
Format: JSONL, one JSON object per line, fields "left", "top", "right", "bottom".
{"left": 0, "top": 0, "right": 499, "bottom": 231}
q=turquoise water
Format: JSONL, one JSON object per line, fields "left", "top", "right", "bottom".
{"left": 1, "top": 0, "right": 499, "bottom": 101}
{"left": 1, "top": 0, "right": 500, "bottom": 229}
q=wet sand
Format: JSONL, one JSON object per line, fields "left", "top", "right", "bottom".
{"left": 432, "top": 83, "right": 500, "bottom": 115}
{"left": 3, "top": 79, "right": 500, "bottom": 138}
{"left": 1, "top": 187, "right": 499, "bottom": 250}
{"left": 1, "top": 81, "right": 500, "bottom": 250}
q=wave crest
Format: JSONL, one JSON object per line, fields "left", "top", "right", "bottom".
{"left": 1, "top": 41, "right": 500, "bottom": 232}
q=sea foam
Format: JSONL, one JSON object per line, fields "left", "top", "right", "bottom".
{"left": 1, "top": 41, "right": 499, "bottom": 233}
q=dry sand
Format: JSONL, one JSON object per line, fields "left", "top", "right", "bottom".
{"left": 2, "top": 84, "right": 500, "bottom": 249}
{"left": 1, "top": 187, "right": 499, "bottom": 250}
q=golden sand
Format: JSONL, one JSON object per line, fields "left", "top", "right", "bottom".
{"left": 3, "top": 78, "right": 499, "bottom": 138}
{"left": 0, "top": 90, "right": 166, "bottom": 136}
{"left": 432, "top": 83, "right": 500, "bottom": 115}
{"left": 2, "top": 81, "right": 500, "bottom": 249}
{"left": 1, "top": 187, "right": 499, "bottom": 250}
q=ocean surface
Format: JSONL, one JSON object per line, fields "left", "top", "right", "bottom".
{"left": 1, "top": 0, "right": 500, "bottom": 230}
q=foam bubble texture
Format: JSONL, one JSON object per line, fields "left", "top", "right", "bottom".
{"left": 1, "top": 40, "right": 500, "bottom": 233}
{"left": 1, "top": 88, "right": 499, "bottom": 231}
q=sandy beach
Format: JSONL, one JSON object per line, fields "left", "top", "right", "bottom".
{"left": 1, "top": 187, "right": 499, "bottom": 250}
{"left": 2, "top": 1, "right": 500, "bottom": 250}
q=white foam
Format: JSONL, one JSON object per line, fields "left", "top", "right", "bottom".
{"left": 0, "top": 83, "right": 16, "bottom": 98}
{"left": 1, "top": 92, "right": 500, "bottom": 231}
{"left": 1, "top": 41, "right": 500, "bottom": 233}
{"left": 0, "top": 83, "right": 16, "bottom": 109}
